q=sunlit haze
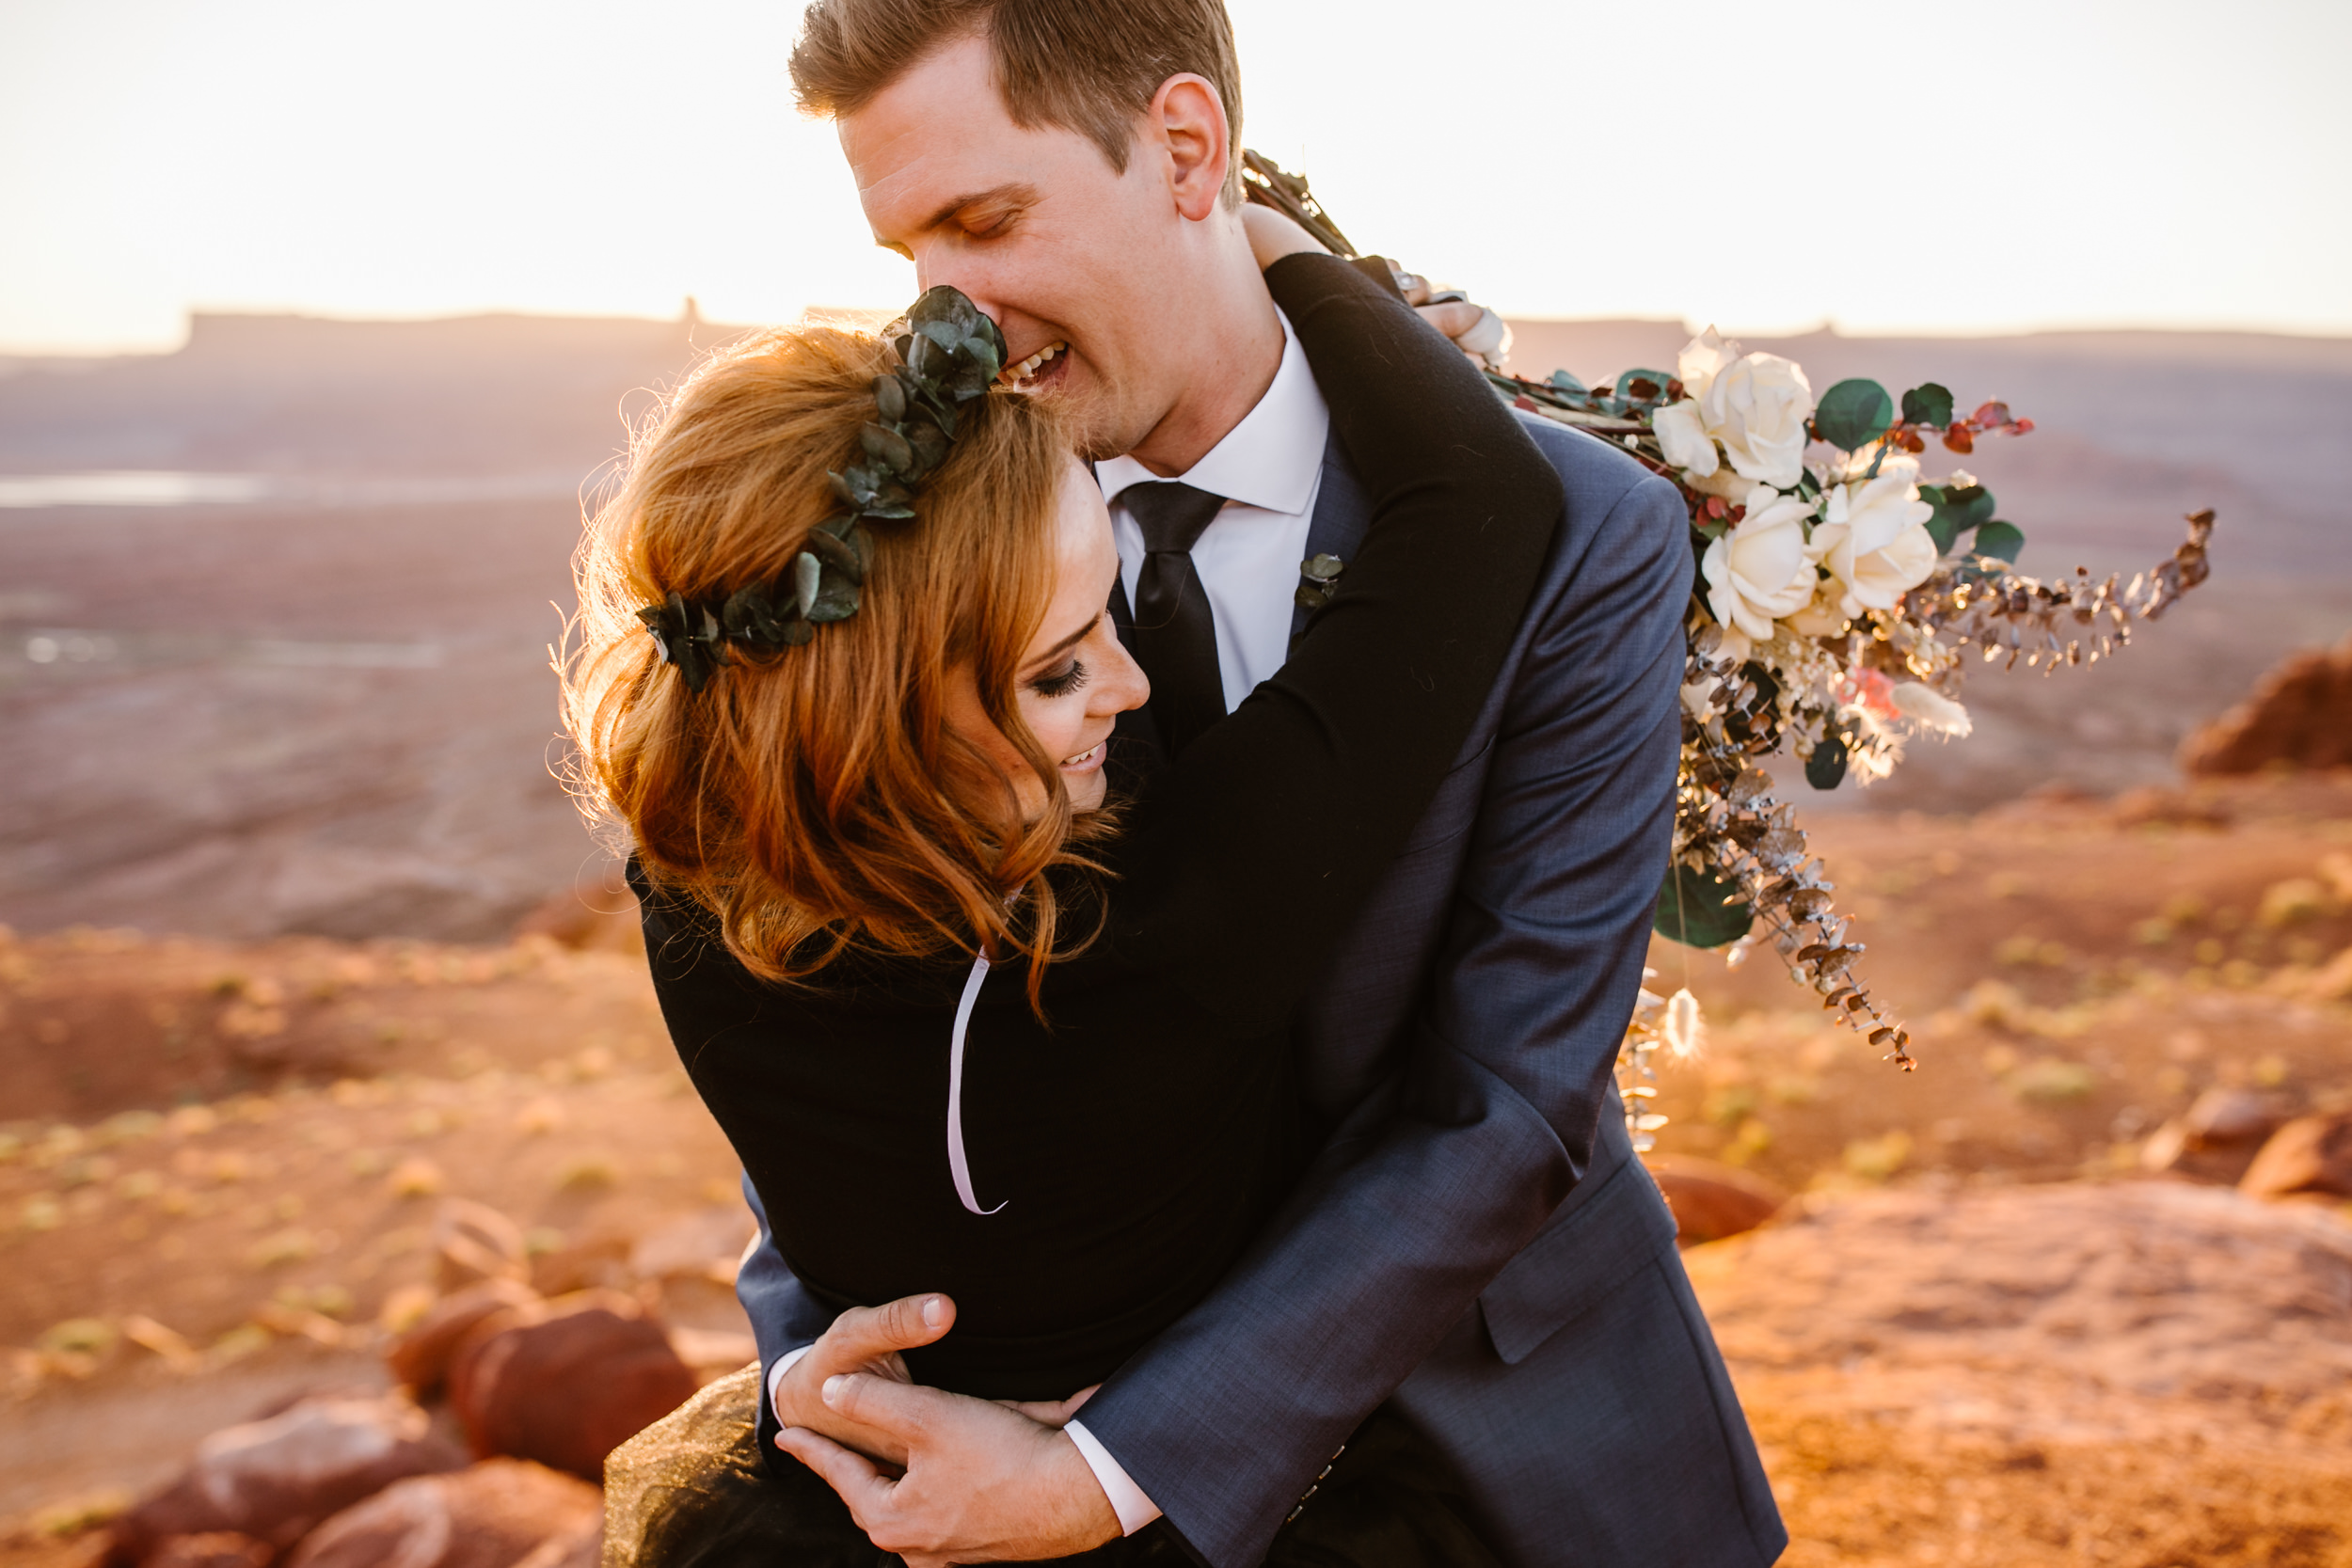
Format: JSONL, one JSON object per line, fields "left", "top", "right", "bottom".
{"left": 2, "top": 0, "right": 2346, "bottom": 353}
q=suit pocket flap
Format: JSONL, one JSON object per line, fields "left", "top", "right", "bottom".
{"left": 1477, "top": 1152, "right": 1677, "bottom": 1365}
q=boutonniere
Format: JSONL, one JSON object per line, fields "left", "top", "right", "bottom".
{"left": 1295, "top": 553, "right": 1345, "bottom": 611}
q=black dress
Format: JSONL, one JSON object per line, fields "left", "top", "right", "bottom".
{"left": 626, "top": 253, "right": 1560, "bottom": 1562}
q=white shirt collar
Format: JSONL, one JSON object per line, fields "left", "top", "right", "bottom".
{"left": 1094, "top": 308, "right": 1329, "bottom": 516}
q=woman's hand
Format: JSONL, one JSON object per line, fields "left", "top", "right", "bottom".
{"left": 1240, "top": 204, "right": 1511, "bottom": 365}
{"left": 771, "top": 1294, "right": 958, "bottom": 1468}
{"left": 1240, "top": 203, "right": 1327, "bottom": 268}
{"left": 995, "top": 1384, "right": 1099, "bottom": 1429}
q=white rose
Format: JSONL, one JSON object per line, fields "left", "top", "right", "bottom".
{"left": 1812, "top": 456, "right": 1939, "bottom": 614}
{"left": 1675, "top": 327, "right": 1815, "bottom": 490}
{"left": 1676, "top": 326, "right": 1740, "bottom": 392}
{"left": 1782, "top": 580, "right": 1851, "bottom": 639}
{"left": 1653, "top": 399, "right": 1717, "bottom": 478}
{"left": 1701, "top": 485, "right": 1818, "bottom": 642}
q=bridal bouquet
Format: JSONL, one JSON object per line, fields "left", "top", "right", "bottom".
{"left": 1240, "top": 154, "right": 2217, "bottom": 1141}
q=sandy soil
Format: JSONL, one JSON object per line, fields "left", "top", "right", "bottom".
{"left": 5, "top": 777, "right": 2351, "bottom": 1563}
{"left": 1694, "top": 1183, "right": 2352, "bottom": 1568}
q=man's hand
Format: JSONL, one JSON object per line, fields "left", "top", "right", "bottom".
{"left": 777, "top": 1373, "right": 1121, "bottom": 1567}
{"left": 771, "top": 1293, "right": 960, "bottom": 1468}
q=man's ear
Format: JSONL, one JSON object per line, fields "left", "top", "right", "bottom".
{"left": 1149, "top": 73, "right": 1231, "bottom": 223}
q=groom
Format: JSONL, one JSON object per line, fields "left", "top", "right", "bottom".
{"left": 728, "top": 2, "right": 1785, "bottom": 1563}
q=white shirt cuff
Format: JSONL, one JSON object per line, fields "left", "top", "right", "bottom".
{"left": 771, "top": 1351, "right": 1158, "bottom": 1537}
{"left": 768, "top": 1343, "right": 814, "bottom": 1424}
{"left": 1063, "top": 1418, "right": 1162, "bottom": 1536}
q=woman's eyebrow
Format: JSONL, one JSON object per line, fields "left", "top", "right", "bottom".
{"left": 1023, "top": 613, "right": 1100, "bottom": 673}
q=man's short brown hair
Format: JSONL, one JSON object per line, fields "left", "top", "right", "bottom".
{"left": 789, "top": 0, "right": 1244, "bottom": 201}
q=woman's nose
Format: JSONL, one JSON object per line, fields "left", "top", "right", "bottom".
{"left": 1097, "top": 633, "right": 1150, "bottom": 717}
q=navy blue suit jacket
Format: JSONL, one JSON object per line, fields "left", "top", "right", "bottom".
{"left": 737, "top": 408, "right": 1785, "bottom": 1567}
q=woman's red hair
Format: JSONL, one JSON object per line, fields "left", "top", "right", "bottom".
{"left": 562, "top": 325, "right": 1110, "bottom": 996}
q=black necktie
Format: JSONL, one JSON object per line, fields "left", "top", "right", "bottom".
{"left": 1122, "top": 481, "right": 1228, "bottom": 760}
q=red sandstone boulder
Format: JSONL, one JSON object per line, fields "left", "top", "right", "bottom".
{"left": 104, "top": 1397, "right": 464, "bottom": 1566}
{"left": 448, "top": 1291, "right": 699, "bottom": 1481}
{"left": 284, "top": 1459, "right": 600, "bottom": 1568}
{"left": 2139, "top": 1087, "right": 2296, "bottom": 1184}
{"left": 2180, "top": 634, "right": 2352, "bottom": 775}
{"left": 142, "top": 1534, "right": 272, "bottom": 1568}
{"left": 1645, "top": 1157, "right": 1788, "bottom": 1246}
{"left": 2240, "top": 1114, "right": 2352, "bottom": 1200}
{"left": 387, "top": 1278, "right": 541, "bottom": 1398}
{"left": 433, "top": 1198, "right": 530, "bottom": 1293}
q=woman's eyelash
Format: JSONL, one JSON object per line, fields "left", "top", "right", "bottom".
{"left": 1030, "top": 661, "right": 1088, "bottom": 699}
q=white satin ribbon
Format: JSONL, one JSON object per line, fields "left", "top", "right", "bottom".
{"left": 947, "top": 951, "right": 1005, "bottom": 1215}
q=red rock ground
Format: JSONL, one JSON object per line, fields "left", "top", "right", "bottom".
{"left": 5, "top": 775, "right": 2352, "bottom": 1565}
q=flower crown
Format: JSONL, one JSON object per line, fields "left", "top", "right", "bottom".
{"left": 638, "top": 286, "right": 1009, "bottom": 692}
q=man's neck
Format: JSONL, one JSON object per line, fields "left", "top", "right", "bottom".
{"left": 1120, "top": 254, "right": 1287, "bottom": 479}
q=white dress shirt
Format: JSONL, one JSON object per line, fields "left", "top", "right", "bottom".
{"left": 771, "top": 310, "right": 1332, "bottom": 1539}
{"left": 1095, "top": 308, "right": 1331, "bottom": 710}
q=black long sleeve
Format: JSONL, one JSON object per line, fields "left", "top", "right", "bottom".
{"left": 635, "top": 256, "right": 1566, "bottom": 1402}
{"left": 1112, "top": 253, "right": 1564, "bottom": 1024}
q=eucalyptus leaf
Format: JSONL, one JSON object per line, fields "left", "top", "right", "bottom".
{"left": 1805, "top": 732, "right": 1851, "bottom": 790}
{"left": 802, "top": 527, "right": 865, "bottom": 583}
{"left": 1920, "top": 482, "right": 1997, "bottom": 555}
{"left": 1900, "top": 383, "right": 1955, "bottom": 429}
{"left": 1616, "top": 368, "right": 1675, "bottom": 404}
{"left": 1652, "top": 862, "right": 1755, "bottom": 949}
{"left": 1549, "top": 369, "right": 1588, "bottom": 396}
{"left": 1815, "top": 379, "right": 1896, "bottom": 451}
{"left": 915, "top": 318, "right": 964, "bottom": 356}
{"left": 793, "top": 552, "right": 821, "bottom": 621}
{"left": 946, "top": 356, "right": 995, "bottom": 401}
{"left": 1972, "top": 520, "right": 2026, "bottom": 563}
{"left": 910, "top": 285, "right": 981, "bottom": 339}
{"left": 723, "top": 582, "right": 796, "bottom": 646}
{"left": 871, "top": 374, "right": 908, "bottom": 424}
{"left": 904, "top": 333, "right": 944, "bottom": 381}
{"left": 905, "top": 421, "right": 949, "bottom": 476}
{"left": 861, "top": 421, "right": 915, "bottom": 473}
{"left": 808, "top": 570, "right": 861, "bottom": 623}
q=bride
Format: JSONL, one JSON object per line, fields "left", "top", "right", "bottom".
{"left": 564, "top": 211, "right": 1560, "bottom": 1565}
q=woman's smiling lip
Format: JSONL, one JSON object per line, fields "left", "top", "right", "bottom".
{"left": 1059, "top": 738, "right": 1106, "bottom": 772}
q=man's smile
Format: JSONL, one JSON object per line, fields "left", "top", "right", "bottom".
{"left": 1001, "top": 340, "right": 1070, "bottom": 389}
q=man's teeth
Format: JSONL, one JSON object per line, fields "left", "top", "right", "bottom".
{"left": 1004, "top": 341, "right": 1066, "bottom": 386}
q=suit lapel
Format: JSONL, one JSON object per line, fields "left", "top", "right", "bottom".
{"left": 1110, "top": 429, "right": 1359, "bottom": 771}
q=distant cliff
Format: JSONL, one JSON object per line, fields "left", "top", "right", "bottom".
{"left": 5, "top": 309, "right": 2346, "bottom": 577}
{"left": 0, "top": 309, "right": 726, "bottom": 479}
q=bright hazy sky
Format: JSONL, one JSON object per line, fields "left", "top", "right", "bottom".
{"left": 3, "top": 0, "right": 2346, "bottom": 353}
